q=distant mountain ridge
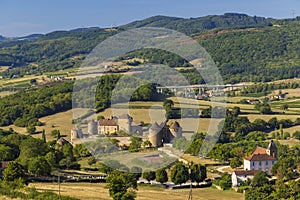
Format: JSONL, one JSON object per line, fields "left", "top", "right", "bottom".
{"left": 0, "top": 13, "right": 300, "bottom": 83}
{"left": 121, "top": 13, "right": 273, "bottom": 34}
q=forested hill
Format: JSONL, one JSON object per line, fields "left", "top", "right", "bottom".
{"left": 1, "top": 13, "right": 300, "bottom": 82}
{"left": 121, "top": 13, "right": 272, "bottom": 34}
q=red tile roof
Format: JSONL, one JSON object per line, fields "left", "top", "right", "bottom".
{"left": 98, "top": 119, "right": 118, "bottom": 126}
{"left": 245, "top": 153, "right": 277, "bottom": 161}
{"left": 234, "top": 170, "right": 259, "bottom": 176}
{"left": 252, "top": 147, "right": 267, "bottom": 155}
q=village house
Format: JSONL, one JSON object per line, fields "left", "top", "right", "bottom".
{"left": 232, "top": 140, "right": 278, "bottom": 187}
{"left": 232, "top": 170, "right": 259, "bottom": 187}
{"left": 269, "top": 93, "right": 286, "bottom": 101}
{"left": 98, "top": 118, "right": 119, "bottom": 135}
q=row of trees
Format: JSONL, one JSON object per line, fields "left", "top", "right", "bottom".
{"left": 104, "top": 161, "right": 207, "bottom": 200}
{"left": 240, "top": 81, "right": 300, "bottom": 95}
{"left": 141, "top": 162, "right": 207, "bottom": 185}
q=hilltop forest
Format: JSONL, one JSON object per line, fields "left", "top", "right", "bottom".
{"left": 1, "top": 13, "right": 300, "bottom": 83}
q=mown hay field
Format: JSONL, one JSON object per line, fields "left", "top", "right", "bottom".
{"left": 29, "top": 182, "right": 244, "bottom": 200}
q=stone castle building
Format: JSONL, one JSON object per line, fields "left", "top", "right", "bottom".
{"left": 148, "top": 121, "right": 182, "bottom": 147}
{"left": 71, "top": 115, "right": 183, "bottom": 147}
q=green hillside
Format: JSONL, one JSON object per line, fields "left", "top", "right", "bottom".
{"left": 0, "top": 13, "right": 300, "bottom": 83}
{"left": 121, "top": 13, "right": 272, "bottom": 34}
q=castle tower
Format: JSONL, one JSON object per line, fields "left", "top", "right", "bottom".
{"left": 169, "top": 121, "right": 182, "bottom": 138}
{"left": 71, "top": 126, "right": 83, "bottom": 143}
{"left": 266, "top": 140, "right": 278, "bottom": 159}
{"left": 148, "top": 122, "right": 163, "bottom": 147}
{"left": 117, "top": 114, "right": 133, "bottom": 133}
{"left": 71, "top": 129, "right": 79, "bottom": 143}
{"left": 88, "top": 120, "right": 98, "bottom": 135}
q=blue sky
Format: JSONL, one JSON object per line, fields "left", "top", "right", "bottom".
{"left": 0, "top": 0, "right": 299, "bottom": 37}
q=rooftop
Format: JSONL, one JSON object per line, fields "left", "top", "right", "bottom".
{"left": 252, "top": 147, "right": 267, "bottom": 155}
{"left": 234, "top": 170, "right": 259, "bottom": 176}
{"left": 245, "top": 153, "right": 277, "bottom": 161}
{"left": 99, "top": 119, "right": 118, "bottom": 126}
{"left": 170, "top": 121, "right": 180, "bottom": 129}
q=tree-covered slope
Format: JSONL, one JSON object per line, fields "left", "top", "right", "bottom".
{"left": 198, "top": 22, "right": 300, "bottom": 82}
{"left": 0, "top": 13, "right": 300, "bottom": 83}
{"left": 122, "top": 13, "right": 272, "bottom": 34}
{"left": 0, "top": 28, "right": 119, "bottom": 76}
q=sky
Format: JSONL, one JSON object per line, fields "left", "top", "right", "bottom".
{"left": 0, "top": 0, "right": 299, "bottom": 37}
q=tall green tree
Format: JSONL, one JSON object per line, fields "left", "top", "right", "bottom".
{"left": 230, "top": 157, "right": 242, "bottom": 169}
{"left": 18, "top": 137, "right": 48, "bottom": 167}
{"left": 251, "top": 171, "right": 268, "bottom": 187}
{"left": 190, "top": 163, "right": 207, "bottom": 184}
{"left": 171, "top": 162, "right": 189, "bottom": 185}
{"left": 130, "top": 166, "right": 142, "bottom": 180}
{"left": 106, "top": 171, "right": 137, "bottom": 200}
{"left": 3, "top": 161, "right": 25, "bottom": 182}
{"left": 41, "top": 129, "right": 46, "bottom": 143}
{"left": 156, "top": 169, "right": 168, "bottom": 184}
{"left": 142, "top": 171, "right": 156, "bottom": 182}
{"left": 28, "top": 156, "right": 51, "bottom": 176}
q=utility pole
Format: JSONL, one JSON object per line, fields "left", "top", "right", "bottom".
{"left": 58, "top": 174, "right": 61, "bottom": 200}
{"left": 188, "top": 163, "right": 192, "bottom": 200}
{"left": 188, "top": 182, "right": 192, "bottom": 200}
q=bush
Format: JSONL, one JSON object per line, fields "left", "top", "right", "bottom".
{"left": 283, "top": 132, "right": 290, "bottom": 140}
{"left": 237, "top": 186, "right": 251, "bottom": 193}
{"left": 293, "top": 131, "right": 300, "bottom": 140}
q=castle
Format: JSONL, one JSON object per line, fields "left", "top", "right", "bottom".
{"left": 148, "top": 121, "right": 182, "bottom": 147}
{"left": 71, "top": 114, "right": 182, "bottom": 147}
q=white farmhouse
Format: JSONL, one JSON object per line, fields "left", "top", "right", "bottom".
{"left": 232, "top": 140, "right": 278, "bottom": 187}
{"left": 243, "top": 140, "right": 277, "bottom": 174}
{"left": 232, "top": 170, "right": 259, "bottom": 187}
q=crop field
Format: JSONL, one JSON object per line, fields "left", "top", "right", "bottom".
{"left": 29, "top": 182, "right": 244, "bottom": 200}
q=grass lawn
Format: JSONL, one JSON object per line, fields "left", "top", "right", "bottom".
{"left": 29, "top": 182, "right": 244, "bottom": 200}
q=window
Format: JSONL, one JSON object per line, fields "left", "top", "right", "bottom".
{"left": 272, "top": 161, "right": 275, "bottom": 165}
{"left": 266, "top": 161, "right": 268, "bottom": 165}
{"left": 252, "top": 162, "right": 255, "bottom": 166}
{"left": 259, "top": 161, "right": 261, "bottom": 166}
